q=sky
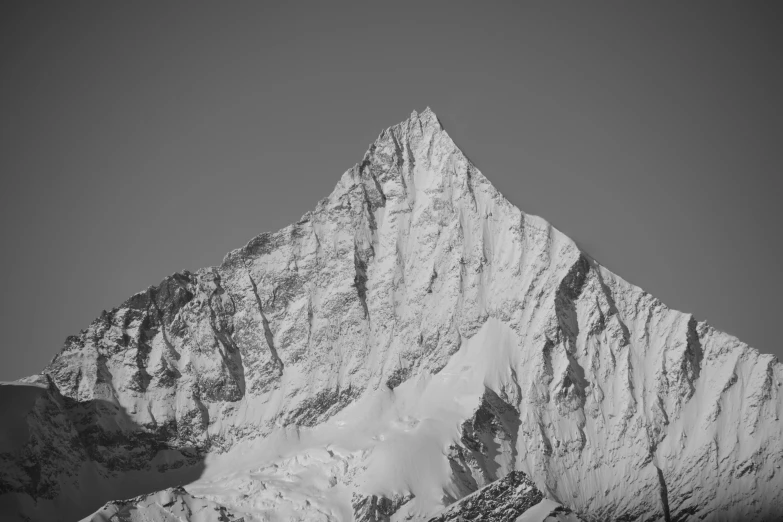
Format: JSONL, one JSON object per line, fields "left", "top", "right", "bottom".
{"left": 0, "top": 2, "right": 780, "bottom": 380}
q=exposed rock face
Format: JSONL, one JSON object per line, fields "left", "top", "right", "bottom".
{"left": 0, "top": 377, "right": 88, "bottom": 502}
{"left": 1, "top": 108, "right": 782, "bottom": 522}
{"left": 0, "top": 376, "right": 205, "bottom": 521}
{"left": 427, "top": 471, "right": 544, "bottom": 522}
{"left": 447, "top": 388, "right": 521, "bottom": 500}
{"left": 352, "top": 492, "right": 415, "bottom": 522}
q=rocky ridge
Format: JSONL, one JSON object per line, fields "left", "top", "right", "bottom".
{"left": 426, "top": 470, "right": 543, "bottom": 522}
{"left": 87, "top": 486, "right": 244, "bottom": 522}
{"left": 0, "top": 108, "right": 781, "bottom": 521}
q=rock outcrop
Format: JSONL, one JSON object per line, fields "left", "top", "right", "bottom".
{"left": 427, "top": 471, "right": 545, "bottom": 522}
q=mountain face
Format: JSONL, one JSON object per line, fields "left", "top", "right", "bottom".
{"left": 1, "top": 108, "right": 781, "bottom": 522}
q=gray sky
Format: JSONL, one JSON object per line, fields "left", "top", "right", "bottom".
{"left": 1, "top": 2, "right": 780, "bottom": 380}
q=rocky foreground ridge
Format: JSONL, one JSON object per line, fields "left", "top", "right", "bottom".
{"left": 1, "top": 108, "right": 781, "bottom": 521}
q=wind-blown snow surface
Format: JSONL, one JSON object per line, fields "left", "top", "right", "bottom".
{"left": 1, "top": 108, "right": 782, "bottom": 521}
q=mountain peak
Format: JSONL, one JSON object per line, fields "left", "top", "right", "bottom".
{"left": 5, "top": 110, "right": 783, "bottom": 522}
{"left": 328, "top": 106, "right": 503, "bottom": 233}
{"left": 376, "top": 106, "right": 444, "bottom": 142}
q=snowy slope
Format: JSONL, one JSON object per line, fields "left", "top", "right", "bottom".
{"left": 1, "top": 108, "right": 782, "bottom": 522}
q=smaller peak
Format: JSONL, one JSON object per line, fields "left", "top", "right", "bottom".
{"left": 407, "top": 106, "right": 442, "bottom": 131}
{"left": 412, "top": 106, "right": 438, "bottom": 120}
{"left": 424, "top": 107, "right": 442, "bottom": 127}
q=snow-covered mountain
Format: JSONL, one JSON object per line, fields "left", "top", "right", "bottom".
{"left": 1, "top": 108, "right": 781, "bottom": 522}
